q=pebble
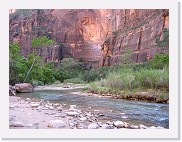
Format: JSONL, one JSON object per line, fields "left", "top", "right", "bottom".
{"left": 70, "top": 105, "right": 77, "bottom": 109}
{"left": 121, "top": 116, "right": 128, "bottom": 119}
{"left": 49, "top": 106, "right": 54, "bottom": 110}
{"left": 56, "top": 107, "right": 62, "bottom": 111}
{"left": 101, "top": 124, "right": 109, "bottom": 129}
{"left": 113, "top": 121, "right": 125, "bottom": 128}
{"left": 138, "top": 124, "right": 148, "bottom": 129}
{"left": 54, "top": 114, "right": 61, "bottom": 117}
{"left": 80, "top": 117, "right": 87, "bottom": 121}
{"left": 66, "top": 111, "right": 79, "bottom": 116}
{"left": 10, "top": 122, "right": 24, "bottom": 127}
{"left": 88, "top": 123, "right": 99, "bottom": 129}
{"left": 31, "top": 102, "right": 40, "bottom": 107}
{"left": 9, "top": 115, "right": 14, "bottom": 121}
{"left": 129, "top": 125, "right": 139, "bottom": 129}
{"left": 9, "top": 104, "right": 18, "bottom": 108}
{"left": 48, "top": 120, "right": 66, "bottom": 128}
{"left": 26, "top": 124, "right": 33, "bottom": 127}
{"left": 98, "top": 114, "right": 104, "bottom": 116}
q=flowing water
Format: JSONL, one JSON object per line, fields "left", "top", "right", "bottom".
{"left": 17, "top": 89, "right": 169, "bottom": 128}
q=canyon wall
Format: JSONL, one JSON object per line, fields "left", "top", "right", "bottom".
{"left": 9, "top": 9, "right": 169, "bottom": 67}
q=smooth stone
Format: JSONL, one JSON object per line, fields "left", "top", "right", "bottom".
{"left": 121, "top": 116, "right": 128, "bottom": 119}
{"left": 9, "top": 104, "right": 18, "bottom": 108}
{"left": 49, "top": 106, "right": 54, "bottom": 110}
{"left": 138, "top": 124, "right": 148, "bottom": 129}
{"left": 66, "top": 111, "right": 79, "bottom": 116}
{"left": 42, "top": 107, "right": 48, "bottom": 110}
{"left": 54, "top": 114, "right": 61, "bottom": 117}
{"left": 69, "top": 108, "right": 80, "bottom": 112}
{"left": 88, "top": 123, "right": 99, "bottom": 129}
{"left": 99, "top": 114, "right": 104, "bottom": 116}
{"left": 80, "top": 117, "right": 87, "bottom": 121}
{"left": 48, "top": 120, "right": 66, "bottom": 128}
{"left": 148, "top": 126, "right": 157, "bottom": 129}
{"left": 156, "top": 126, "right": 165, "bottom": 129}
{"left": 31, "top": 103, "right": 40, "bottom": 107}
{"left": 129, "top": 125, "right": 139, "bottom": 129}
{"left": 70, "top": 105, "right": 77, "bottom": 109}
{"left": 10, "top": 122, "right": 24, "bottom": 127}
{"left": 26, "top": 124, "right": 33, "bottom": 127}
{"left": 120, "top": 113, "right": 126, "bottom": 115}
{"left": 69, "top": 122, "right": 75, "bottom": 127}
{"left": 101, "top": 124, "right": 109, "bottom": 129}
{"left": 56, "top": 107, "right": 62, "bottom": 111}
{"left": 9, "top": 115, "right": 14, "bottom": 121}
{"left": 113, "top": 121, "right": 125, "bottom": 128}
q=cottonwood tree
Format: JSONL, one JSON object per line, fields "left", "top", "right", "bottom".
{"left": 24, "top": 36, "right": 54, "bottom": 82}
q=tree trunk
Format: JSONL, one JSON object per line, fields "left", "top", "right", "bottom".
{"left": 23, "top": 50, "right": 41, "bottom": 82}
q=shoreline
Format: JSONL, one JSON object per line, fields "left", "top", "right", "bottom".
{"left": 9, "top": 96, "right": 166, "bottom": 129}
{"left": 33, "top": 84, "right": 168, "bottom": 103}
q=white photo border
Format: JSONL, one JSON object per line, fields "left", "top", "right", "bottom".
{"left": 0, "top": 0, "right": 179, "bottom": 139}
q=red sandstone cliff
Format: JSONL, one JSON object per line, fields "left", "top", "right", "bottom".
{"left": 9, "top": 9, "right": 169, "bottom": 67}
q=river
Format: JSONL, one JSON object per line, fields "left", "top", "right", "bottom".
{"left": 17, "top": 89, "right": 169, "bottom": 128}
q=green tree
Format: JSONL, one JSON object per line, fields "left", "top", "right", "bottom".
{"left": 156, "top": 28, "right": 169, "bottom": 53}
{"left": 24, "top": 36, "right": 54, "bottom": 82}
{"left": 9, "top": 43, "right": 28, "bottom": 84}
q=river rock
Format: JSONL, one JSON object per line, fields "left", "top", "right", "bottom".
{"left": 80, "top": 117, "right": 87, "bottom": 121}
{"left": 56, "top": 107, "right": 63, "bottom": 111}
{"left": 15, "top": 83, "right": 33, "bottom": 93}
{"left": 48, "top": 120, "right": 66, "bottom": 128}
{"left": 129, "top": 125, "right": 139, "bottom": 129}
{"left": 65, "top": 111, "right": 79, "bottom": 116}
{"left": 31, "top": 102, "right": 40, "bottom": 107}
{"left": 113, "top": 121, "right": 125, "bottom": 128}
{"left": 10, "top": 121, "right": 24, "bottom": 127}
{"left": 156, "top": 126, "right": 165, "bottom": 129}
{"left": 70, "top": 105, "right": 77, "bottom": 109}
{"left": 9, "top": 85, "right": 16, "bottom": 96}
{"left": 101, "top": 124, "right": 109, "bottom": 129}
{"left": 138, "top": 124, "right": 148, "bottom": 129}
{"left": 9, "top": 115, "right": 15, "bottom": 121}
{"left": 88, "top": 123, "right": 99, "bottom": 129}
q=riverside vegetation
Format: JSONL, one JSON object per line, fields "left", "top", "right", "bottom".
{"left": 10, "top": 34, "right": 169, "bottom": 103}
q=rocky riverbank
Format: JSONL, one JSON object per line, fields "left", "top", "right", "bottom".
{"left": 9, "top": 96, "right": 166, "bottom": 129}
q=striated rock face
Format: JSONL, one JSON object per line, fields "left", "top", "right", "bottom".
{"left": 9, "top": 9, "right": 169, "bottom": 67}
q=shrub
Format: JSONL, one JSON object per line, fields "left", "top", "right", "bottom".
{"left": 149, "top": 53, "right": 169, "bottom": 69}
{"left": 83, "top": 69, "right": 101, "bottom": 82}
{"left": 55, "top": 58, "right": 84, "bottom": 82}
{"left": 64, "top": 78, "right": 85, "bottom": 84}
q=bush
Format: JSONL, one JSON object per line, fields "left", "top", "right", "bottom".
{"left": 83, "top": 69, "right": 101, "bottom": 82}
{"left": 149, "top": 53, "right": 169, "bottom": 69}
{"left": 91, "top": 66, "right": 169, "bottom": 92}
{"left": 55, "top": 58, "right": 84, "bottom": 82}
{"left": 64, "top": 77, "right": 85, "bottom": 84}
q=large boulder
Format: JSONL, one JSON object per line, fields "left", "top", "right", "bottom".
{"left": 15, "top": 83, "right": 33, "bottom": 93}
{"left": 9, "top": 85, "right": 16, "bottom": 96}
